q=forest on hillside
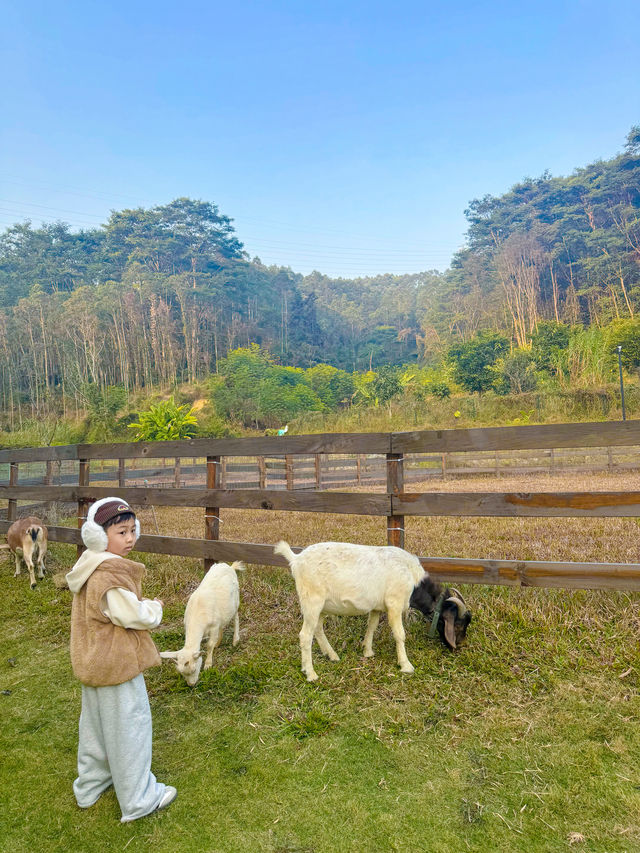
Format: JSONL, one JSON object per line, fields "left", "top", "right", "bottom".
{"left": 0, "top": 126, "right": 638, "bottom": 429}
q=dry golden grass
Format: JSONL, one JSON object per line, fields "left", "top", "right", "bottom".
{"left": 129, "top": 468, "right": 640, "bottom": 567}
{"left": 128, "top": 467, "right": 640, "bottom": 675}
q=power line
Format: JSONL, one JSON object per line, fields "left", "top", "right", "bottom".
{"left": 0, "top": 208, "right": 458, "bottom": 263}
{"left": 0, "top": 188, "right": 460, "bottom": 272}
{"left": 0, "top": 176, "right": 464, "bottom": 246}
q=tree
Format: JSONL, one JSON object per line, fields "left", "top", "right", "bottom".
{"left": 603, "top": 319, "right": 640, "bottom": 369}
{"left": 105, "top": 198, "right": 245, "bottom": 279}
{"left": 352, "top": 367, "right": 402, "bottom": 407}
{"left": 492, "top": 350, "right": 538, "bottom": 394}
{"left": 81, "top": 383, "right": 127, "bottom": 442}
{"left": 212, "top": 346, "right": 325, "bottom": 427}
{"left": 625, "top": 125, "right": 640, "bottom": 155}
{"left": 370, "top": 366, "right": 402, "bottom": 404}
{"left": 448, "top": 332, "right": 509, "bottom": 393}
{"left": 304, "top": 364, "right": 354, "bottom": 409}
{"left": 530, "top": 321, "right": 570, "bottom": 372}
{"left": 212, "top": 345, "right": 272, "bottom": 426}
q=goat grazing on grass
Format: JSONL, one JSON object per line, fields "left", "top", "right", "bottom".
{"left": 7, "top": 517, "right": 48, "bottom": 589}
{"left": 274, "top": 540, "right": 471, "bottom": 682}
{"left": 160, "top": 561, "right": 245, "bottom": 686}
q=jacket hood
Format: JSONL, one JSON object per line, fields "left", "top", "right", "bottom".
{"left": 66, "top": 550, "right": 122, "bottom": 594}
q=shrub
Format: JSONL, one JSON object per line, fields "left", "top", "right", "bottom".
{"left": 304, "top": 363, "right": 355, "bottom": 408}
{"left": 431, "top": 381, "right": 451, "bottom": 399}
{"left": 128, "top": 397, "right": 199, "bottom": 441}
{"left": 493, "top": 350, "right": 539, "bottom": 394}
{"left": 448, "top": 332, "right": 509, "bottom": 393}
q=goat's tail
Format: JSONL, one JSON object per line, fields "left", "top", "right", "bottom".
{"left": 231, "top": 561, "right": 246, "bottom": 573}
{"left": 29, "top": 525, "right": 45, "bottom": 543}
{"left": 274, "top": 540, "right": 297, "bottom": 569}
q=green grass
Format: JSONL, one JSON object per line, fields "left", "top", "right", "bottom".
{"left": 1, "top": 530, "right": 639, "bottom": 853}
{"left": 290, "top": 384, "right": 640, "bottom": 435}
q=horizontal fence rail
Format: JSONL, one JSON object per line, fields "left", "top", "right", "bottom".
{"left": 3, "top": 446, "right": 639, "bottom": 491}
{"left": 4, "top": 485, "right": 640, "bottom": 517}
{"left": 3, "top": 420, "right": 640, "bottom": 591}
{"left": 1, "top": 522, "right": 640, "bottom": 592}
{"left": 3, "top": 419, "right": 640, "bottom": 463}
{"left": 3, "top": 447, "right": 640, "bottom": 493}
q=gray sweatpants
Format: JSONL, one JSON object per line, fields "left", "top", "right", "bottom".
{"left": 73, "top": 673, "right": 168, "bottom": 822}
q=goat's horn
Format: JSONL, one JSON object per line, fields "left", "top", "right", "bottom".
{"left": 445, "top": 596, "right": 467, "bottom": 617}
{"left": 449, "top": 587, "right": 466, "bottom": 605}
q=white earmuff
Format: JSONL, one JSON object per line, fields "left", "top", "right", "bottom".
{"left": 81, "top": 496, "right": 140, "bottom": 552}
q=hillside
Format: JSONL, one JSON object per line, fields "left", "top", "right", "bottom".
{"left": 0, "top": 127, "right": 638, "bottom": 424}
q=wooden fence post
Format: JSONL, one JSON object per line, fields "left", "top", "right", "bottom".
{"left": 44, "top": 460, "right": 53, "bottom": 522}
{"left": 8, "top": 462, "right": 18, "bottom": 523}
{"left": 386, "top": 452, "right": 404, "bottom": 549}
{"left": 174, "top": 457, "right": 181, "bottom": 489}
{"left": 258, "top": 456, "right": 267, "bottom": 489}
{"left": 78, "top": 458, "right": 90, "bottom": 557}
{"left": 315, "top": 454, "right": 323, "bottom": 490}
{"left": 118, "top": 458, "right": 126, "bottom": 488}
{"left": 205, "top": 455, "right": 221, "bottom": 573}
{"left": 286, "top": 455, "right": 294, "bottom": 490}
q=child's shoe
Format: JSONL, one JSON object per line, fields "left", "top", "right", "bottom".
{"left": 156, "top": 786, "right": 177, "bottom": 812}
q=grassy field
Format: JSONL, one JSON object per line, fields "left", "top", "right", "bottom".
{"left": 1, "top": 469, "right": 640, "bottom": 853}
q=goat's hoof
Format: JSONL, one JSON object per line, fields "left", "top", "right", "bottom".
{"left": 363, "top": 650, "right": 374, "bottom": 658}
{"left": 327, "top": 652, "right": 340, "bottom": 662}
{"left": 400, "top": 664, "right": 414, "bottom": 674}
{"left": 305, "top": 672, "right": 319, "bottom": 682}
{"left": 203, "top": 662, "right": 212, "bottom": 670}
{"left": 30, "top": 583, "right": 37, "bottom": 590}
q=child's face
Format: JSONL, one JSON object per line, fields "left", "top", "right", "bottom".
{"left": 105, "top": 519, "right": 137, "bottom": 557}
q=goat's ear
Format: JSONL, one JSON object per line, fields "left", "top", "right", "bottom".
{"left": 160, "top": 651, "right": 178, "bottom": 660}
{"left": 192, "top": 650, "right": 203, "bottom": 662}
{"left": 442, "top": 610, "right": 457, "bottom": 649}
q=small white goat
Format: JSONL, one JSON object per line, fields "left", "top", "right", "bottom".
{"left": 275, "top": 540, "right": 422, "bottom": 681}
{"left": 160, "top": 561, "right": 245, "bottom": 686}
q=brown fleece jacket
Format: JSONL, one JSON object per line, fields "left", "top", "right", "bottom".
{"left": 70, "top": 557, "right": 161, "bottom": 687}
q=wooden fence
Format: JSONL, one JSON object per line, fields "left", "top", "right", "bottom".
{"left": 2, "top": 420, "right": 640, "bottom": 591}
{"left": 5, "top": 444, "right": 639, "bottom": 492}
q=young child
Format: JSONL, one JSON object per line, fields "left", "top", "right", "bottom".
{"left": 66, "top": 496, "right": 176, "bottom": 822}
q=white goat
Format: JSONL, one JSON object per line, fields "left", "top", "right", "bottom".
{"left": 275, "top": 540, "right": 427, "bottom": 682}
{"left": 160, "top": 561, "right": 244, "bottom": 686}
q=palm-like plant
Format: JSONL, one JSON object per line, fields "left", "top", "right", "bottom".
{"left": 128, "top": 398, "right": 198, "bottom": 441}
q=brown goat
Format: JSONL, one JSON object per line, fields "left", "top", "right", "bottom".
{"left": 7, "top": 517, "right": 48, "bottom": 589}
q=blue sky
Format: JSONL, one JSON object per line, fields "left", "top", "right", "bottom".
{"left": 2, "top": 0, "right": 639, "bottom": 277}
